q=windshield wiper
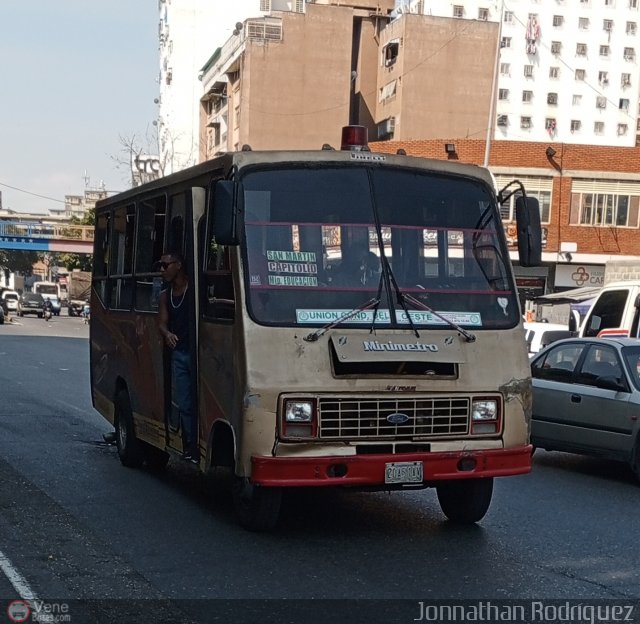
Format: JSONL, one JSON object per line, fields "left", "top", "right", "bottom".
{"left": 401, "top": 292, "right": 476, "bottom": 343}
{"left": 303, "top": 297, "right": 380, "bottom": 342}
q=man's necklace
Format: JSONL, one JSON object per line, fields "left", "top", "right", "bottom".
{"left": 170, "top": 283, "right": 188, "bottom": 309}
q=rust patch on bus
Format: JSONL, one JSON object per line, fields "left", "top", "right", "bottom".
{"left": 499, "top": 377, "right": 532, "bottom": 415}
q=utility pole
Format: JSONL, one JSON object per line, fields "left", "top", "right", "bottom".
{"left": 484, "top": 0, "right": 504, "bottom": 168}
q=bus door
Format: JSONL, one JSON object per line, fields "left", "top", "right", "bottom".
{"left": 163, "top": 190, "right": 198, "bottom": 453}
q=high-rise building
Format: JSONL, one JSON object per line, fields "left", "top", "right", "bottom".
{"left": 397, "top": 0, "right": 640, "bottom": 146}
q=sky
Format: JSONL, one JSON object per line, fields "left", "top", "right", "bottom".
{"left": 0, "top": 1, "right": 159, "bottom": 214}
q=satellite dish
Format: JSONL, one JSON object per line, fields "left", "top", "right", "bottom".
{"left": 235, "top": 22, "right": 243, "bottom": 30}
{"left": 233, "top": 29, "right": 239, "bottom": 35}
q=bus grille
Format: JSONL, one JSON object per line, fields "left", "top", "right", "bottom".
{"left": 318, "top": 397, "right": 470, "bottom": 440}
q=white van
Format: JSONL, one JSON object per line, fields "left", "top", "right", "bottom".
{"left": 580, "top": 280, "right": 640, "bottom": 338}
{"left": 1, "top": 290, "right": 20, "bottom": 312}
{"left": 524, "top": 321, "right": 571, "bottom": 356}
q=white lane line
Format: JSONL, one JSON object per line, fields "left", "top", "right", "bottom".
{"left": 0, "top": 550, "right": 38, "bottom": 600}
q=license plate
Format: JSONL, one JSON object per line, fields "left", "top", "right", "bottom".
{"left": 385, "top": 461, "right": 423, "bottom": 484}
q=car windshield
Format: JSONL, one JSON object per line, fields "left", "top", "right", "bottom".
{"left": 622, "top": 346, "right": 640, "bottom": 390}
{"left": 241, "top": 165, "right": 518, "bottom": 329}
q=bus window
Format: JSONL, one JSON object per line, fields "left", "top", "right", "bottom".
{"left": 167, "top": 192, "right": 187, "bottom": 255}
{"left": 93, "top": 211, "right": 111, "bottom": 306}
{"left": 110, "top": 204, "right": 135, "bottom": 310}
{"left": 135, "top": 196, "right": 167, "bottom": 312}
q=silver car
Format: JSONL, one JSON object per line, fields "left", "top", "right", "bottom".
{"left": 530, "top": 337, "right": 640, "bottom": 478}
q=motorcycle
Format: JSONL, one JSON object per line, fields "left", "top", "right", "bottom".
{"left": 43, "top": 305, "right": 52, "bottom": 321}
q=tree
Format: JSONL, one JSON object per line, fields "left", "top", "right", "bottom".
{"left": 0, "top": 249, "right": 39, "bottom": 274}
{"left": 57, "top": 209, "right": 95, "bottom": 272}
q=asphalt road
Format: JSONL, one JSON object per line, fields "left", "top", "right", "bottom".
{"left": 0, "top": 315, "right": 639, "bottom": 623}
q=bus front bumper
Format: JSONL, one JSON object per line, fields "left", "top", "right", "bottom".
{"left": 251, "top": 445, "right": 532, "bottom": 487}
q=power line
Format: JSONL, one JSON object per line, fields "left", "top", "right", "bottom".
{"left": 0, "top": 181, "right": 65, "bottom": 204}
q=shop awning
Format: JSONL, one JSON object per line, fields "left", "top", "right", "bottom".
{"left": 533, "top": 286, "right": 601, "bottom": 304}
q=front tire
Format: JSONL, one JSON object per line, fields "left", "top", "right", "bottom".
{"left": 436, "top": 478, "right": 493, "bottom": 524}
{"left": 232, "top": 476, "right": 282, "bottom": 532}
{"left": 115, "top": 390, "right": 144, "bottom": 468}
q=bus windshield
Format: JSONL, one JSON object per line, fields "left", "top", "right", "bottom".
{"left": 242, "top": 165, "right": 519, "bottom": 329}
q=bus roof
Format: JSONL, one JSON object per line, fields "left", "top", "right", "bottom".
{"left": 96, "top": 149, "right": 495, "bottom": 210}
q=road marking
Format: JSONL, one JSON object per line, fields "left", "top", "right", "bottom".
{"left": 0, "top": 550, "right": 38, "bottom": 600}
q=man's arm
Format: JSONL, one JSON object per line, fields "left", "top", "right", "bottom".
{"left": 158, "top": 290, "right": 178, "bottom": 349}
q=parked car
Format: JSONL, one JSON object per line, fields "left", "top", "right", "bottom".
{"left": 1, "top": 290, "right": 20, "bottom": 313}
{"left": 530, "top": 337, "right": 640, "bottom": 478}
{"left": 17, "top": 292, "right": 45, "bottom": 317}
{"left": 524, "top": 321, "right": 572, "bottom": 356}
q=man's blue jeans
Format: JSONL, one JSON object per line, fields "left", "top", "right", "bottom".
{"left": 171, "top": 349, "right": 197, "bottom": 455}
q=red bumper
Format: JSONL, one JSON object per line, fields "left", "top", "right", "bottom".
{"left": 251, "top": 445, "right": 532, "bottom": 487}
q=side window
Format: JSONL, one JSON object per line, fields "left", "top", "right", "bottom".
{"left": 93, "top": 211, "right": 111, "bottom": 307}
{"left": 532, "top": 343, "right": 584, "bottom": 382}
{"left": 583, "top": 290, "right": 628, "bottom": 337}
{"left": 577, "top": 344, "right": 624, "bottom": 387}
{"left": 135, "top": 196, "right": 166, "bottom": 312}
{"left": 109, "top": 204, "right": 135, "bottom": 310}
{"left": 203, "top": 185, "right": 235, "bottom": 322}
{"left": 167, "top": 191, "right": 187, "bottom": 255}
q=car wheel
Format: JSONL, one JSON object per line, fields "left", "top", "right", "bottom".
{"left": 232, "top": 476, "right": 282, "bottom": 532}
{"left": 436, "top": 478, "right": 494, "bottom": 524}
{"left": 115, "top": 390, "right": 144, "bottom": 468}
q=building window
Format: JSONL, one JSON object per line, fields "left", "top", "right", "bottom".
{"left": 620, "top": 98, "right": 630, "bottom": 110}
{"left": 549, "top": 67, "right": 560, "bottom": 79}
{"left": 622, "top": 73, "right": 632, "bottom": 87}
{"left": 521, "top": 116, "right": 532, "bottom": 129}
{"left": 599, "top": 45, "right": 610, "bottom": 57}
{"left": 599, "top": 71, "right": 609, "bottom": 85}
{"left": 578, "top": 17, "right": 589, "bottom": 29}
{"left": 575, "top": 68, "right": 586, "bottom": 80}
{"left": 576, "top": 193, "right": 631, "bottom": 227}
{"left": 553, "top": 15, "right": 564, "bottom": 27}
{"left": 576, "top": 43, "right": 587, "bottom": 56}
{"left": 497, "top": 114, "right": 508, "bottom": 127}
{"left": 522, "top": 90, "right": 533, "bottom": 103}
{"left": 631, "top": 0, "right": 638, "bottom": 7}
{"left": 498, "top": 179, "right": 552, "bottom": 223}
{"left": 500, "top": 62, "right": 510, "bottom": 75}
{"left": 603, "top": 19, "right": 613, "bottom": 31}
{"left": 545, "top": 118, "right": 557, "bottom": 130}
{"left": 478, "top": 7, "right": 489, "bottom": 20}
{"left": 551, "top": 41, "right": 562, "bottom": 54}
{"left": 618, "top": 124, "right": 629, "bottom": 136}
{"left": 624, "top": 47, "right": 636, "bottom": 60}
{"left": 594, "top": 121, "right": 605, "bottom": 134}
{"left": 604, "top": 0, "right": 614, "bottom": 5}
{"left": 524, "top": 64, "right": 534, "bottom": 77}
{"left": 573, "top": 94, "right": 582, "bottom": 105}
{"left": 453, "top": 5, "right": 464, "bottom": 17}
{"left": 383, "top": 41, "right": 399, "bottom": 66}
{"left": 596, "top": 96, "right": 607, "bottom": 109}
{"left": 627, "top": 21, "right": 637, "bottom": 34}
{"left": 498, "top": 88, "right": 509, "bottom": 100}
{"left": 504, "top": 11, "right": 514, "bottom": 23}
{"left": 260, "top": 0, "right": 271, "bottom": 10}
{"left": 501, "top": 36, "right": 511, "bottom": 48}
{"left": 570, "top": 120, "right": 581, "bottom": 132}
{"left": 547, "top": 92, "right": 558, "bottom": 105}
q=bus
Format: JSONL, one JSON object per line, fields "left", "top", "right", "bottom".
{"left": 90, "top": 127, "right": 541, "bottom": 531}
{"left": 33, "top": 281, "right": 60, "bottom": 299}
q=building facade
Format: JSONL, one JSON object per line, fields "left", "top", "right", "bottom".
{"left": 396, "top": 0, "right": 640, "bottom": 146}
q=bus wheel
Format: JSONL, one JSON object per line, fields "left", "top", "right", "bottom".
{"left": 436, "top": 478, "right": 493, "bottom": 524}
{"left": 143, "top": 444, "right": 170, "bottom": 472}
{"left": 232, "top": 477, "right": 282, "bottom": 532}
{"left": 115, "top": 390, "right": 144, "bottom": 469}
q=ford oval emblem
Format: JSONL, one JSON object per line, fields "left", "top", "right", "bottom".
{"left": 386, "top": 412, "right": 410, "bottom": 425}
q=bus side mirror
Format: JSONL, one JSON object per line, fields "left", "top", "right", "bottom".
{"left": 515, "top": 196, "right": 542, "bottom": 267}
{"left": 211, "top": 180, "right": 241, "bottom": 246}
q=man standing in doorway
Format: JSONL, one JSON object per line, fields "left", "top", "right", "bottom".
{"left": 158, "top": 251, "right": 198, "bottom": 462}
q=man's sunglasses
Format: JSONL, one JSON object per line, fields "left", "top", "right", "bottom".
{"left": 158, "top": 260, "right": 177, "bottom": 270}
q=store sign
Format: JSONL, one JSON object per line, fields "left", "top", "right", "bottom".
{"left": 555, "top": 264, "right": 605, "bottom": 288}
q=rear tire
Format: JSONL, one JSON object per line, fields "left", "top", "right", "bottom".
{"left": 115, "top": 390, "right": 144, "bottom": 468}
{"left": 232, "top": 476, "right": 282, "bottom": 532}
{"left": 436, "top": 478, "right": 493, "bottom": 524}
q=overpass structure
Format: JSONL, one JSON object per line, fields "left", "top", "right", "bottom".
{"left": 0, "top": 221, "right": 93, "bottom": 254}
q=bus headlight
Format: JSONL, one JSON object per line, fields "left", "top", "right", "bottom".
{"left": 285, "top": 401, "right": 313, "bottom": 422}
{"left": 471, "top": 398, "right": 500, "bottom": 434}
{"left": 282, "top": 399, "right": 317, "bottom": 439}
